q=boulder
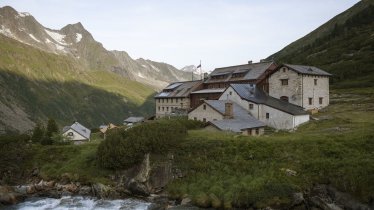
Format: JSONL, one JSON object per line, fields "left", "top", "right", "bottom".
{"left": 0, "top": 186, "right": 25, "bottom": 205}
{"left": 92, "top": 183, "right": 112, "bottom": 199}
{"left": 180, "top": 197, "right": 192, "bottom": 206}
{"left": 127, "top": 179, "right": 150, "bottom": 196}
{"left": 79, "top": 186, "right": 92, "bottom": 196}
{"left": 292, "top": 192, "right": 305, "bottom": 206}
{"left": 63, "top": 183, "right": 78, "bottom": 193}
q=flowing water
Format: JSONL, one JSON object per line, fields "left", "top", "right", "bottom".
{"left": 2, "top": 196, "right": 151, "bottom": 210}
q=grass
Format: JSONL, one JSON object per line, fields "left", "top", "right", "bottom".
{"left": 1, "top": 87, "right": 372, "bottom": 209}
{"left": 167, "top": 87, "right": 374, "bottom": 208}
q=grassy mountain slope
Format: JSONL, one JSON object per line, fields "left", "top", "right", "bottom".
{"left": 0, "top": 34, "right": 155, "bottom": 132}
{"left": 269, "top": 0, "right": 374, "bottom": 88}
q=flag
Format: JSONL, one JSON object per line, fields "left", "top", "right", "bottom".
{"left": 196, "top": 64, "right": 201, "bottom": 68}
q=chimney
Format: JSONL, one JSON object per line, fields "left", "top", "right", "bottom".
{"left": 224, "top": 102, "right": 234, "bottom": 119}
{"left": 248, "top": 60, "right": 253, "bottom": 64}
{"left": 203, "top": 72, "right": 208, "bottom": 80}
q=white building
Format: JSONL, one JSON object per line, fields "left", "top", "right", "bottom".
{"left": 188, "top": 100, "right": 265, "bottom": 136}
{"left": 221, "top": 84, "right": 310, "bottom": 130}
{"left": 62, "top": 122, "right": 91, "bottom": 144}
{"left": 268, "top": 64, "right": 331, "bottom": 111}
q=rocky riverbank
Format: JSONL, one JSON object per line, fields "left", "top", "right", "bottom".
{"left": 0, "top": 153, "right": 372, "bottom": 210}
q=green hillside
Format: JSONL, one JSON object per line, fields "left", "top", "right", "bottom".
{"left": 269, "top": 0, "right": 374, "bottom": 88}
{"left": 0, "top": 34, "right": 155, "bottom": 132}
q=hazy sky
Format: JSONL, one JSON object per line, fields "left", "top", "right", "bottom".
{"left": 0, "top": 0, "right": 359, "bottom": 71}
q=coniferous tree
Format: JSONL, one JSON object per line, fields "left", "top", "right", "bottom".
{"left": 46, "top": 118, "right": 59, "bottom": 138}
{"left": 31, "top": 123, "right": 45, "bottom": 143}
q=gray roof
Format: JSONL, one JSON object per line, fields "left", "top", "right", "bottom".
{"left": 210, "top": 119, "right": 264, "bottom": 133}
{"left": 63, "top": 122, "right": 91, "bottom": 139}
{"left": 230, "top": 84, "right": 308, "bottom": 116}
{"left": 155, "top": 80, "right": 202, "bottom": 98}
{"left": 204, "top": 62, "right": 275, "bottom": 84}
{"left": 124, "top": 117, "right": 144, "bottom": 123}
{"left": 204, "top": 100, "right": 265, "bottom": 131}
{"left": 191, "top": 88, "right": 225, "bottom": 94}
{"left": 284, "top": 64, "right": 332, "bottom": 76}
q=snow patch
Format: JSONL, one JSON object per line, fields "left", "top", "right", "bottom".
{"left": 28, "top": 34, "right": 40, "bottom": 43}
{"left": 18, "top": 12, "right": 31, "bottom": 17}
{"left": 44, "top": 29, "right": 67, "bottom": 45}
{"left": 137, "top": 72, "right": 146, "bottom": 78}
{"left": 141, "top": 64, "right": 148, "bottom": 68}
{"left": 0, "top": 25, "right": 16, "bottom": 39}
{"left": 76, "top": 33, "right": 82, "bottom": 42}
{"left": 150, "top": 64, "right": 160, "bottom": 72}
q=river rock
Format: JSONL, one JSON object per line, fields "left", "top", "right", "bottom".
{"left": 79, "top": 186, "right": 92, "bottom": 196}
{"left": 181, "top": 197, "right": 192, "bottom": 206}
{"left": 63, "top": 183, "right": 78, "bottom": 193}
{"left": 127, "top": 179, "right": 150, "bottom": 196}
{"left": 0, "top": 186, "right": 25, "bottom": 205}
{"left": 92, "top": 183, "right": 112, "bottom": 198}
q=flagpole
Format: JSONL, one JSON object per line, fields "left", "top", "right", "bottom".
{"left": 200, "top": 60, "right": 202, "bottom": 80}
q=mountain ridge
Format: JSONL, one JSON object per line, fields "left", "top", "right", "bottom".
{"left": 0, "top": 5, "right": 196, "bottom": 90}
{"left": 268, "top": 0, "right": 374, "bottom": 88}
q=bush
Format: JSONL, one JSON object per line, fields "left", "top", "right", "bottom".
{"left": 97, "top": 120, "right": 187, "bottom": 169}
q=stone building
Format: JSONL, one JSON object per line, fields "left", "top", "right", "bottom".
{"left": 154, "top": 80, "right": 202, "bottom": 118}
{"left": 221, "top": 84, "right": 310, "bottom": 130}
{"left": 188, "top": 100, "right": 265, "bottom": 136}
{"left": 268, "top": 64, "right": 331, "bottom": 111}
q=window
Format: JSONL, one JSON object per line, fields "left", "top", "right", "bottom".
{"left": 255, "top": 128, "right": 259, "bottom": 135}
{"left": 162, "top": 107, "right": 164, "bottom": 111}
{"left": 180, "top": 103, "right": 183, "bottom": 108}
{"left": 166, "top": 99, "right": 169, "bottom": 103}
{"left": 203, "top": 118, "right": 206, "bottom": 122}
{"left": 176, "top": 98, "right": 178, "bottom": 103}
{"left": 158, "top": 106, "right": 160, "bottom": 111}
{"left": 249, "top": 103, "right": 254, "bottom": 110}
{"left": 319, "top": 97, "right": 323, "bottom": 105}
{"left": 162, "top": 99, "right": 164, "bottom": 103}
{"left": 283, "top": 68, "right": 286, "bottom": 72}
{"left": 158, "top": 99, "right": 160, "bottom": 103}
{"left": 171, "top": 98, "right": 173, "bottom": 103}
{"left": 194, "top": 117, "right": 197, "bottom": 120}
{"left": 280, "top": 96, "right": 289, "bottom": 102}
{"left": 314, "top": 79, "right": 318, "bottom": 85}
{"left": 203, "top": 104, "right": 206, "bottom": 110}
{"left": 67, "top": 132, "right": 73, "bottom": 136}
{"left": 166, "top": 107, "right": 169, "bottom": 111}
{"left": 229, "top": 91, "right": 232, "bottom": 95}
{"left": 309, "top": 98, "right": 313, "bottom": 105}
{"left": 281, "top": 79, "right": 288, "bottom": 86}
{"left": 248, "top": 129, "right": 252, "bottom": 135}
{"left": 266, "top": 113, "right": 269, "bottom": 119}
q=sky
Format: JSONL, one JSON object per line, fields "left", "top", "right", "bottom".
{"left": 0, "top": 0, "right": 360, "bottom": 71}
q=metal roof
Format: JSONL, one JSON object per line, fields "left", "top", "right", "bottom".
{"left": 204, "top": 61, "right": 274, "bottom": 84}
{"left": 164, "top": 82, "right": 183, "bottom": 90}
{"left": 204, "top": 100, "right": 265, "bottom": 131}
{"left": 230, "top": 84, "right": 308, "bottom": 116}
{"left": 284, "top": 64, "right": 332, "bottom": 76}
{"left": 155, "top": 80, "right": 203, "bottom": 98}
{"left": 63, "top": 122, "right": 91, "bottom": 139}
{"left": 124, "top": 117, "right": 145, "bottom": 123}
{"left": 210, "top": 119, "right": 265, "bottom": 133}
{"left": 191, "top": 88, "right": 225, "bottom": 94}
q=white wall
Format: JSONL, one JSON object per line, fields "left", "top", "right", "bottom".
{"left": 62, "top": 128, "right": 88, "bottom": 141}
{"left": 188, "top": 102, "right": 223, "bottom": 122}
{"left": 219, "top": 87, "right": 261, "bottom": 118}
{"left": 294, "top": 115, "right": 310, "bottom": 127}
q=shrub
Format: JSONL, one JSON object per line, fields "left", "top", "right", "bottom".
{"left": 97, "top": 120, "right": 187, "bottom": 169}
{"left": 31, "top": 123, "right": 45, "bottom": 143}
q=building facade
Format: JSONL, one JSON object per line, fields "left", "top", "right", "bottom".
{"left": 154, "top": 80, "right": 202, "bottom": 118}
{"left": 269, "top": 64, "right": 331, "bottom": 110}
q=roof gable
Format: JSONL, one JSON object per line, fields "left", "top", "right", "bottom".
{"left": 63, "top": 122, "right": 91, "bottom": 139}
{"left": 284, "top": 64, "right": 332, "bottom": 76}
